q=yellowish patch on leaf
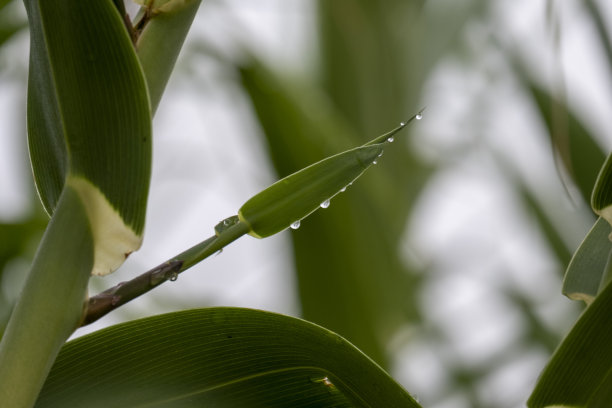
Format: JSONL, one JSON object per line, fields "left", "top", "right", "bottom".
{"left": 597, "top": 205, "right": 612, "bottom": 239}
{"left": 565, "top": 291, "right": 595, "bottom": 306}
{"left": 68, "top": 176, "right": 142, "bottom": 276}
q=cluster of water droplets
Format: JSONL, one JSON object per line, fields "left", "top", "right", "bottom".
{"left": 373, "top": 150, "right": 384, "bottom": 165}
{"left": 289, "top": 182, "right": 355, "bottom": 231}
{"left": 289, "top": 115, "right": 424, "bottom": 234}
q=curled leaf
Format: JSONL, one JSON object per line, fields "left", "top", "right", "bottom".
{"left": 25, "top": 0, "right": 152, "bottom": 275}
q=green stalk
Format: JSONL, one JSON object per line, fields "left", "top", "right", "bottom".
{"left": 83, "top": 218, "right": 249, "bottom": 326}
{"left": 0, "top": 187, "right": 93, "bottom": 407}
{"left": 136, "top": 0, "right": 202, "bottom": 114}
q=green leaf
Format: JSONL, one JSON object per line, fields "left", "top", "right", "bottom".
{"left": 238, "top": 110, "right": 414, "bottom": 239}
{"left": 25, "top": 0, "right": 152, "bottom": 275}
{"left": 563, "top": 217, "right": 612, "bottom": 304}
{"left": 592, "top": 152, "right": 612, "bottom": 227}
{"left": 238, "top": 59, "right": 427, "bottom": 366}
{"left": 135, "top": 0, "right": 202, "bottom": 114}
{"left": 0, "top": 2, "right": 25, "bottom": 48}
{"left": 528, "top": 279, "right": 612, "bottom": 407}
{"left": 528, "top": 84, "right": 606, "bottom": 206}
{"left": 239, "top": 143, "right": 384, "bottom": 238}
{"left": 0, "top": 186, "right": 94, "bottom": 407}
{"left": 36, "top": 308, "right": 421, "bottom": 408}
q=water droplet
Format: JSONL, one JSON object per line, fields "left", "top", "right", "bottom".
{"left": 223, "top": 219, "right": 232, "bottom": 226}
{"left": 340, "top": 186, "right": 347, "bottom": 192}
{"left": 290, "top": 220, "right": 301, "bottom": 230}
{"left": 400, "top": 122, "right": 405, "bottom": 126}
{"left": 372, "top": 160, "right": 378, "bottom": 165}
{"left": 377, "top": 151, "right": 384, "bottom": 158}
{"left": 387, "top": 136, "right": 394, "bottom": 143}
{"left": 415, "top": 113, "right": 423, "bottom": 120}
{"left": 320, "top": 199, "right": 331, "bottom": 209}
{"left": 170, "top": 272, "right": 178, "bottom": 282}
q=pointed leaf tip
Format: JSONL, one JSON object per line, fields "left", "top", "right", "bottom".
{"left": 239, "top": 144, "right": 383, "bottom": 238}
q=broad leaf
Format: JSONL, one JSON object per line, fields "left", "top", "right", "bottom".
{"left": 528, "top": 279, "right": 612, "bottom": 407}
{"left": 36, "top": 308, "right": 421, "bottom": 408}
{"left": 25, "top": 0, "right": 152, "bottom": 275}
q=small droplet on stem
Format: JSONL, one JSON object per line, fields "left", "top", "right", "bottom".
{"left": 320, "top": 199, "right": 331, "bottom": 209}
{"left": 415, "top": 113, "right": 423, "bottom": 120}
{"left": 387, "top": 136, "right": 394, "bottom": 143}
{"left": 290, "top": 220, "right": 301, "bottom": 230}
{"left": 169, "top": 272, "right": 178, "bottom": 282}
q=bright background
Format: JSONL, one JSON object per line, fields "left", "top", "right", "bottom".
{"left": 2, "top": 1, "right": 612, "bottom": 407}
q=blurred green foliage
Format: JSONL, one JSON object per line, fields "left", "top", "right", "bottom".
{"left": 3, "top": 0, "right": 612, "bottom": 406}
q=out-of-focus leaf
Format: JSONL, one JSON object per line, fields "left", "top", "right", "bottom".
{"left": 36, "top": 308, "right": 421, "bottom": 408}
{"left": 528, "top": 279, "right": 612, "bottom": 407}
{"left": 584, "top": 0, "right": 612, "bottom": 85}
{"left": 528, "top": 84, "right": 606, "bottom": 205}
{"left": 562, "top": 217, "right": 612, "bottom": 304}
{"left": 0, "top": 215, "right": 47, "bottom": 335}
{"left": 25, "top": 0, "right": 152, "bottom": 275}
{"left": 239, "top": 59, "right": 428, "bottom": 367}
{"left": 592, "top": 153, "right": 612, "bottom": 228}
{"left": 135, "top": 0, "right": 201, "bottom": 113}
{"left": 0, "top": 0, "right": 26, "bottom": 47}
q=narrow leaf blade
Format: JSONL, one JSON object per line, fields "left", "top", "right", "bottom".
{"left": 136, "top": 0, "right": 202, "bottom": 113}
{"left": 238, "top": 144, "right": 384, "bottom": 238}
{"left": 25, "top": 0, "right": 152, "bottom": 274}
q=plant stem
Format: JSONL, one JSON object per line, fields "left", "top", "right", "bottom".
{"left": 82, "top": 218, "right": 250, "bottom": 326}
{"left": 0, "top": 187, "right": 93, "bottom": 408}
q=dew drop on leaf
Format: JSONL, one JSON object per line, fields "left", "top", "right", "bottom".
{"left": 416, "top": 113, "right": 423, "bottom": 120}
{"left": 290, "top": 220, "right": 301, "bottom": 230}
{"left": 387, "top": 136, "right": 394, "bottom": 142}
{"left": 320, "top": 199, "right": 331, "bottom": 209}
